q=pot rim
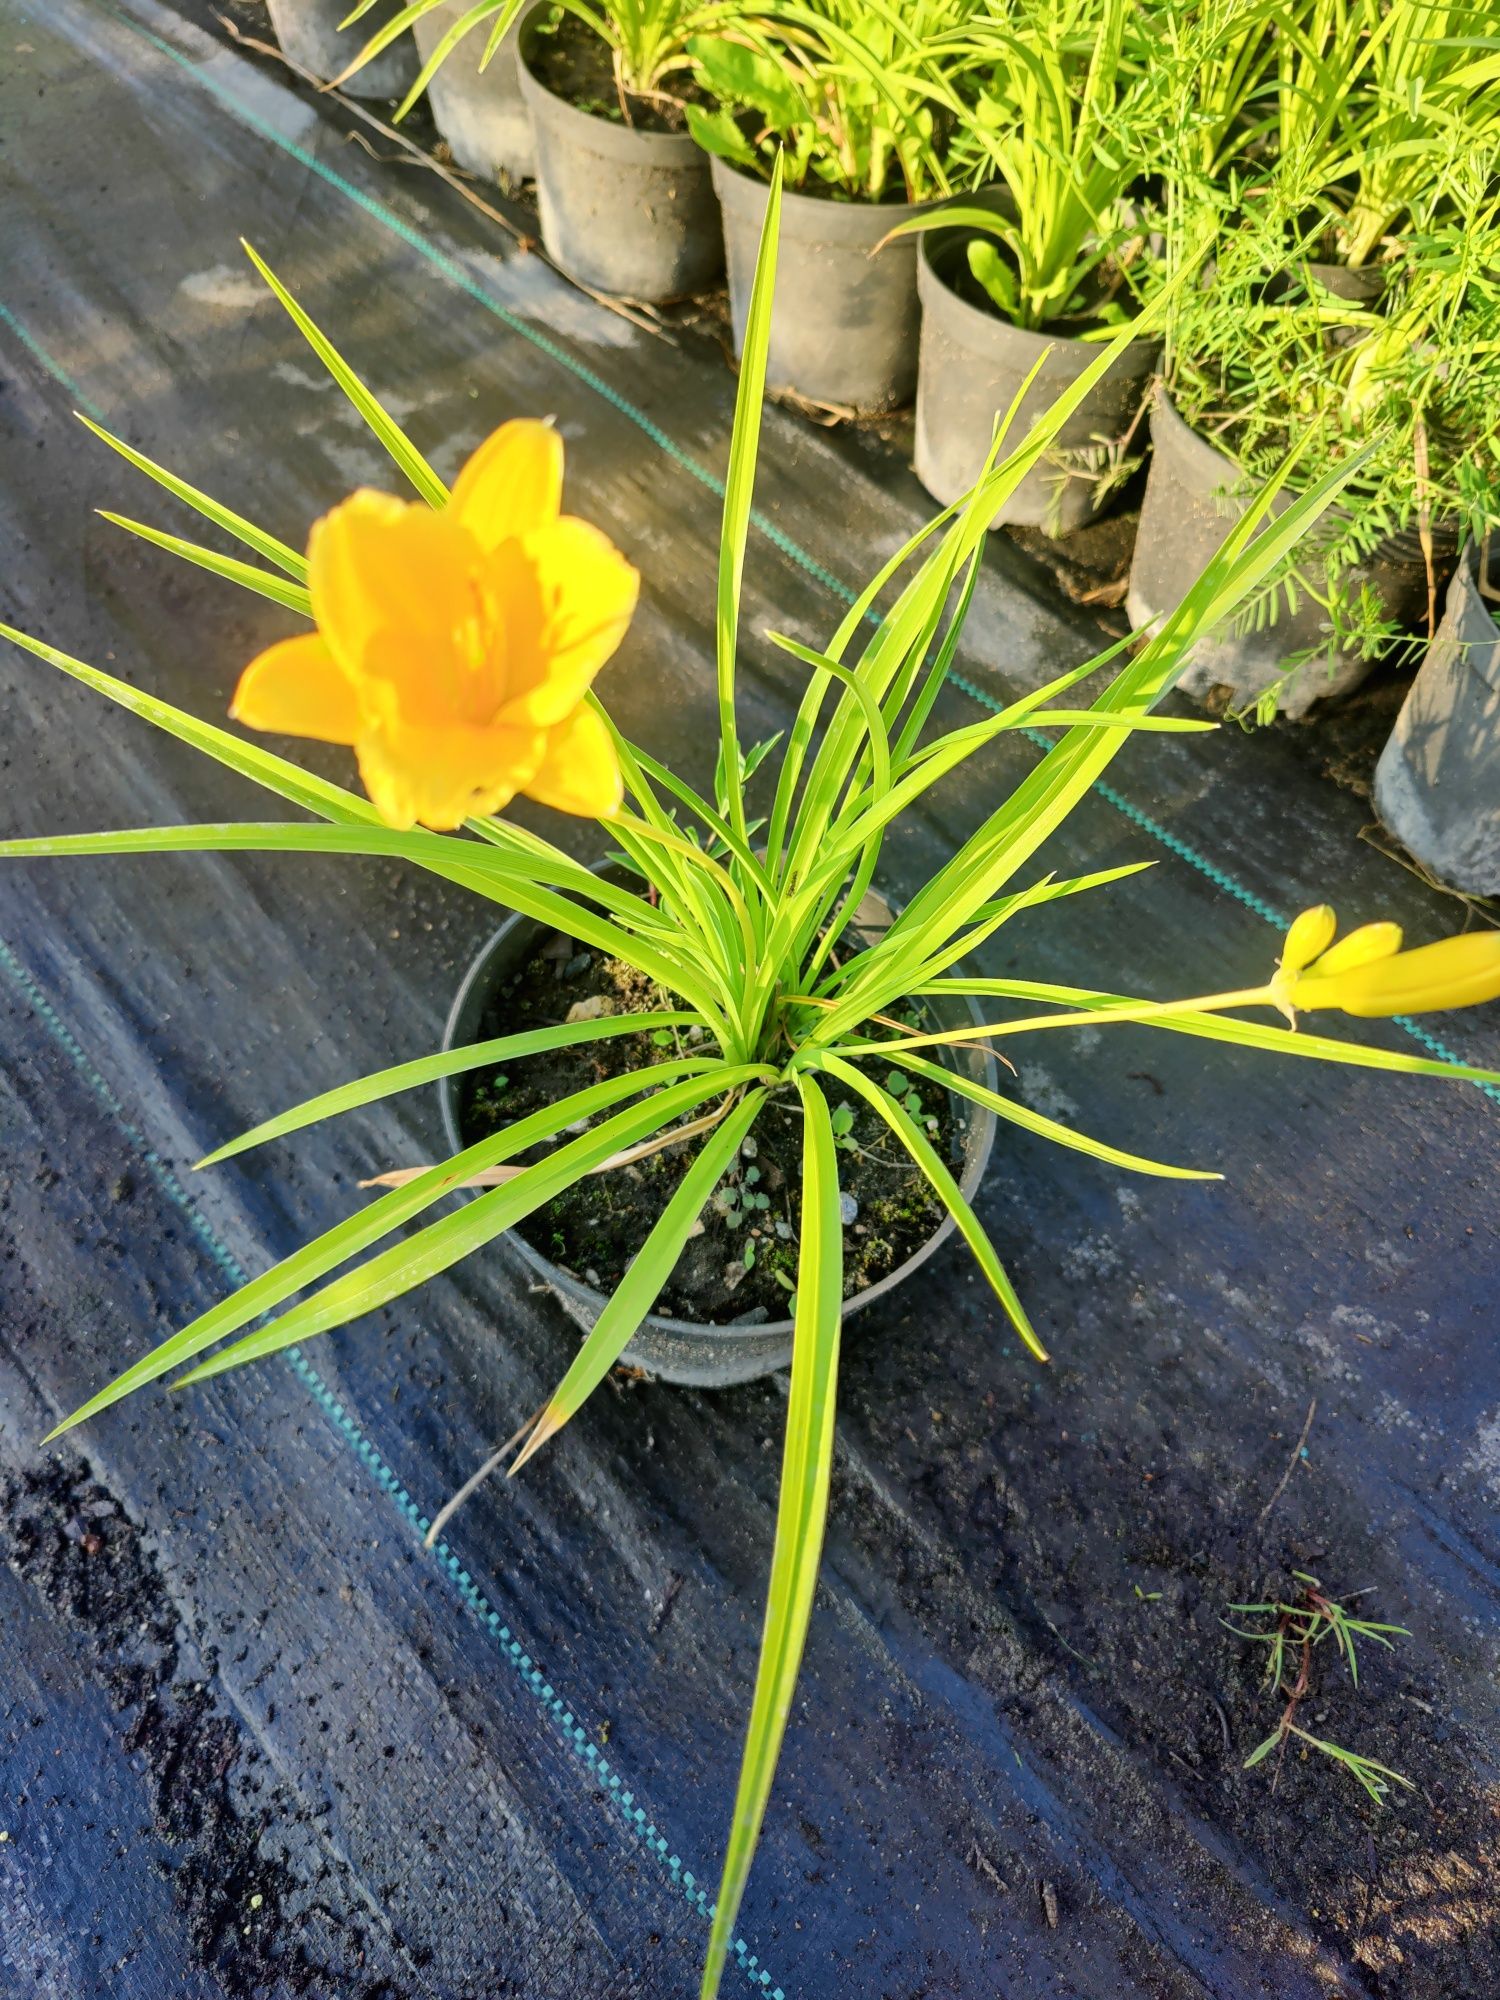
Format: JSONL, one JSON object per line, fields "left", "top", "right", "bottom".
{"left": 438, "top": 871, "right": 1000, "bottom": 1346}
{"left": 917, "top": 224, "right": 1161, "bottom": 370}
{"left": 517, "top": 8, "right": 703, "bottom": 164}
{"left": 708, "top": 152, "right": 931, "bottom": 244}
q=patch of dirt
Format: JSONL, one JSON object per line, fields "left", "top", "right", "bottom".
{"left": 2, "top": 1461, "right": 410, "bottom": 2000}
{"left": 457, "top": 931, "right": 963, "bottom": 1322}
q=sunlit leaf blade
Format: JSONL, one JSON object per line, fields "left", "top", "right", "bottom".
{"left": 240, "top": 241, "right": 450, "bottom": 507}
{"left": 0, "top": 820, "right": 728, "bottom": 1025}
{"left": 173, "top": 1067, "right": 769, "bottom": 1388}
{"left": 44, "top": 1061, "right": 706, "bottom": 1438}
{"left": 511, "top": 1088, "right": 767, "bottom": 1471}
{"left": 895, "top": 1052, "right": 1220, "bottom": 1181}
{"left": 813, "top": 1052, "right": 1048, "bottom": 1360}
{"left": 0, "top": 621, "right": 380, "bottom": 826}
{"left": 715, "top": 150, "right": 783, "bottom": 838}
{"left": 700, "top": 1072, "right": 842, "bottom": 2000}
{"left": 917, "top": 976, "right": 1500, "bottom": 1087}
{"left": 198, "top": 1011, "right": 705, "bottom": 1166}
{"left": 79, "top": 414, "right": 307, "bottom": 579}
{"left": 98, "top": 513, "right": 313, "bottom": 615}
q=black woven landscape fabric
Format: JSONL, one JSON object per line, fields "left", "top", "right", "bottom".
{"left": 2, "top": 5, "right": 1497, "bottom": 1997}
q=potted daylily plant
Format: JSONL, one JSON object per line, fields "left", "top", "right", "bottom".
{"left": 893, "top": 0, "right": 1171, "bottom": 529}
{"left": 8, "top": 188, "right": 1500, "bottom": 2000}
{"left": 343, "top": 0, "right": 735, "bottom": 300}
{"left": 686, "top": 0, "right": 973, "bottom": 413}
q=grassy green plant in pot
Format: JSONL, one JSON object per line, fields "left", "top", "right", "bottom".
{"left": 685, "top": 0, "right": 978, "bottom": 409}
{"left": 339, "top": 0, "right": 738, "bottom": 297}
{"left": 1271, "top": 0, "right": 1500, "bottom": 269}
{"left": 9, "top": 182, "right": 1500, "bottom": 2000}
{"left": 893, "top": 0, "right": 1168, "bottom": 530}
{"left": 1134, "top": 161, "right": 1500, "bottom": 719}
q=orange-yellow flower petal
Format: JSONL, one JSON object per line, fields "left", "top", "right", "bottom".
{"left": 230, "top": 634, "right": 359, "bottom": 744}
{"left": 309, "top": 491, "right": 489, "bottom": 716}
{"left": 1280, "top": 905, "right": 1337, "bottom": 975}
{"left": 356, "top": 719, "right": 548, "bottom": 832}
{"left": 522, "top": 703, "right": 623, "bottom": 818}
{"left": 449, "top": 419, "right": 564, "bottom": 555}
{"left": 1293, "top": 931, "right": 1500, "bottom": 1017}
{"left": 493, "top": 518, "right": 641, "bottom": 728}
{"left": 1314, "top": 921, "right": 1403, "bottom": 975}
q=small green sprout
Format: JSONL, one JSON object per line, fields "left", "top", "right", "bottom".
{"left": 1225, "top": 1572, "right": 1413, "bottom": 1804}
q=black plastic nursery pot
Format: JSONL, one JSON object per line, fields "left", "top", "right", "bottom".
{"left": 1374, "top": 547, "right": 1500, "bottom": 893}
{"left": 438, "top": 878, "right": 999, "bottom": 1389}
{"left": 1126, "top": 387, "right": 1452, "bottom": 720}
{"left": 914, "top": 207, "right": 1159, "bottom": 534}
{"left": 516, "top": 15, "right": 722, "bottom": 303}
{"left": 266, "top": 0, "right": 418, "bottom": 98}
{"left": 711, "top": 158, "right": 928, "bottom": 415}
{"left": 412, "top": 2, "right": 533, "bottom": 182}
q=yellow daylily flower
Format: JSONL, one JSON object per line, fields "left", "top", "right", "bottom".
{"left": 1274, "top": 907, "right": 1500, "bottom": 1019}
{"left": 232, "top": 420, "right": 638, "bottom": 829}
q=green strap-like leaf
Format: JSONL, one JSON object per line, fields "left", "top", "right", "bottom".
{"left": 173, "top": 1065, "right": 773, "bottom": 1388}
{"left": 894, "top": 1052, "right": 1220, "bottom": 1182}
{"left": 97, "top": 513, "right": 313, "bottom": 616}
{"left": 916, "top": 976, "right": 1500, "bottom": 1088}
{"left": 0, "top": 820, "right": 728, "bottom": 1028}
{"left": 46, "top": 1059, "right": 715, "bottom": 1437}
{"left": 198, "top": 1011, "right": 706, "bottom": 1166}
{"left": 715, "top": 151, "right": 783, "bottom": 842}
{"left": 700, "top": 1070, "right": 842, "bottom": 2000}
{"left": 512, "top": 1088, "right": 768, "bottom": 1469}
{"left": 811, "top": 1052, "right": 1047, "bottom": 1361}
{"left": 79, "top": 414, "right": 308, "bottom": 579}
{"left": 241, "top": 241, "right": 450, "bottom": 508}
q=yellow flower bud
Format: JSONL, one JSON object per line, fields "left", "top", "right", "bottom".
{"left": 1280, "top": 905, "right": 1338, "bottom": 976}
{"left": 1313, "top": 921, "right": 1403, "bottom": 975}
{"left": 1292, "top": 931, "right": 1500, "bottom": 1018}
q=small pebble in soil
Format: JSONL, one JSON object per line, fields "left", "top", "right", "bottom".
{"left": 775, "top": 1219, "right": 793, "bottom": 1240}
{"left": 740, "top": 1137, "right": 758, "bottom": 1159}
{"left": 839, "top": 1192, "right": 859, "bottom": 1226}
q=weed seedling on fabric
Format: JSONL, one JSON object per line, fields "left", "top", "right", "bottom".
{"left": 1226, "top": 1571, "right": 1414, "bottom": 1805}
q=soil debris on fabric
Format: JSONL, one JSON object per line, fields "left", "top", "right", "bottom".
{"left": 458, "top": 931, "right": 961, "bottom": 1320}
{"left": 2, "top": 1462, "right": 412, "bottom": 2000}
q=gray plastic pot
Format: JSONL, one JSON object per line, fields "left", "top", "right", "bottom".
{"left": 1373, "top": 548, "right": 1500, "bottom": 893}
{"left": 265, "top": 0, "right": 418, "bottom": 98}
{"left": 413, "top": 2, "right": 533, "bottom": 182}
{"left": 1126, "top": 388, "right": 1450, "bottom": 720}
{"left": 913, "top": 209, "right": 1159, "bottom": 533}
{"left": 712, "top": 159, "right": 926, "bottom": 414}
{"left": 438, "top": 880, "right": 998, "bottom": 1389}
{"left": 516, "top": 20, "right": 721, "bottom": 302}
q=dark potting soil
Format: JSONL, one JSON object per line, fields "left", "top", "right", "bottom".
{"left": 527, "top": 12, "right": 706, "bottom": 134}
{"left": 456, "top": 929, "right": 962, "bottom": 1322}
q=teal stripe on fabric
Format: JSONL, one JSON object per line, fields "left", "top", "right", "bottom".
{"left": 0, "top": 934, "right": 785, "bottom": 2000}
{"left": 0, "top": 300, "right": 106, "bottom": 420}
{"left": 75, "top": 4, "right": 1500, "bottom": 1109}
